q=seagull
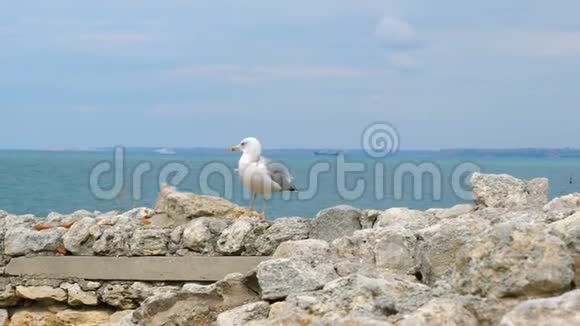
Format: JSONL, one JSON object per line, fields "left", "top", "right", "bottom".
{"left": 230, "top": 137, "right": 296, "bottom": 216}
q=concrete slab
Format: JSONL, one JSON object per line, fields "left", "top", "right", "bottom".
{"left": 5, "top": 256, "right": 270, "bottom": 281}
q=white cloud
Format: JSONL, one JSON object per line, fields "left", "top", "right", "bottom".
{"left": 375, "top": 16, "right": 421, "bottom": 49}
{"left": 168, "top": 64, "right": 376, "bottom": 82}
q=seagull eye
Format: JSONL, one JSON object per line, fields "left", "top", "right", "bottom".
{"left": 241, "top": 142, "right": 246, "bottom": 146}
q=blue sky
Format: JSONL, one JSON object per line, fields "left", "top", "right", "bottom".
{"left": 1, "top": 0, "right": 579, "bottom": 149}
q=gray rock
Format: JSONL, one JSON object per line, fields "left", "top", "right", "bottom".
{"left": 4, "top": 226, "right": 67, "bottom": 256}
{"left": 15, "top": 285, "right": 67, "bottom": 302}
{"left": 217, "top": 301, "right": 270, "bottom": 326}
{"left": 60, "top": 283, "right": 98, "bottom": 306}
{"left": 416, "top": 216, "right": 491, "bottom": 285}
{"left": 129, "top": 227, "right": 170, "bottom": 256}
{"left": 310, "top": 205, "right": 362, "bottom": 242}
{"left": 272, "top": 239, "right": 330, "bottom": 259}
{"left": 471, "top": 172, "right": 549, "bottom": 209}
{"left": 332, "top": 226, "right": 418, "bottom": 275}
{"left": 133, "top": 273, "right": 259, "bottom": 326}
{"left": 157, "top": 185, "right": 242, "bottom": 223}
{"left": 217, "top": 217, "right": 269, "bottom": 255}
{"left": 182, "top": 217, "right": 228, "bottom": 254}
{"left": 360, "top": 209, "right": 381, "bottom": 229}
{"left": 453, "top": 222, "right": 574, "bottom": 297}
{"left": 0, "top": 309, "right": 7, "bottom": 326}
{"left": 551, "top": 212, "right": 580, "bottom": 254}
{"left": 432, "top": 204, "right": 475, "bottom": 219}
{"left": 374, "top": 208, "right": 433, "bottom": 231}
{"left": 0, "top": 284, "right": 19, "bottom": 308}
{"left": 98, "top": 283, "right": 139, "bottom": 309}
{"left": 254, "top": 217, "right": 310, "bottom": 255}
{"left": 257, "top": 256, "right": 338, "bottom": 300}
{"left": 285, "top": 273, "right": 431, "bottom": 320}
{"left": 63, "top": 217, "right": 99, "bottom": 255}
{"left": 544, "top": 192, "right": 580, "bottom": 221}
{"left": 93, "top": 224, "right": 132, "bottom": 256}
{"left": 499, "top": 289, "right": 580, "bottom": 326}
{"left": 399, "top": 298, "right": 478, "bottom": 326}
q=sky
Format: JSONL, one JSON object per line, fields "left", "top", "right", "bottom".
{"left": 1, "top": 0, "right": 580, "bottom": 150}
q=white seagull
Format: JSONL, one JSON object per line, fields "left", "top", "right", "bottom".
{"left": 230, "top": 137, "right": 296, "bottom": 216}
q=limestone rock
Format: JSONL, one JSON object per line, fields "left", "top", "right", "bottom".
{"left": 284, "top": 273, "right": 431, "bottom": 320}
{"left": 93, "top": 224, "right": 132, "bottom": 256}
{"left": 499, "top": 289, "right": 580, "bottom": 326}
{"left": 98, "top": 284, "right": 138, "bottom": 310}
{"left": 551, "top": 212, "right": 580, "bottom": 253}
{"left": 0, "top": 284, "right": 20, "bottom": 307}
{"left": 9, "top": 309, "right": 57, "bottom": 326}
{"left": 254, "top": 217, "right": 310, "bottom": 255}
{"left": 272, "top": 239, "right": 330, "bottom": 259}
{"left": 182, "top": 217, "right": 228, "bottom": 254}
{"left": 132, "top": 273, "right": 259, "bottom": 326}
{"left": 15, "top": 286, "right": 67, "bottom": 302}
{"left": 216, "top": 301, "right": 270, "bottom": 326}
{"left": 129, "top": 227, "right": 170, "bottom": 256}
{"left": 217, "top": 217, "right": 269, "bottom": 255}
{"left": 332, "top": 226, "right": 418, "bottom": 275}
{"left": 60, "top": 283, "right": 98, "bottom": 306}
{"left": 544, "top": 193, "right": 580, "bottom": 222}
{"left": 0, "top": 309, "right": 7, "bottom": 326}
{"left": 432, "top": 204, "right": 475, "bottom": 219}
{"left": 157, "top": 185, "right": 241, "bottom": 223}
{"left": 374, "top": 208, "right": 432, "bottom": 231}
{"left": 310, "top": 205, "right": 362, "bottom": 242}
{"left": 471, "top": 173, "right": 549, "bottom": 209}
{"left": 361, "top": 209, "right": 381, "bottom": 229}
{"left": 399, "top": 298, "right": 478, "bottom": 326}
{"left": 257, "top": 256, "right": 338, "bottom": 300}
{"left": 4, "top": 226, "right": 66, "bottom": 256}
{"left": 416, "top": 216, "right": 491, "bottom": 285}
{"left": 63, "top": 217, "right": 99, "bottom": 255}
{"left": 453, "top": 222, "right": 574, "bottom": 297}
{"left": 55, "top": 309, "right": 112, "bottom": 326}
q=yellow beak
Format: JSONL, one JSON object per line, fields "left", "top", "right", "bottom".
{"left": 230, "top": 146, "right": 239, "bottom": 152}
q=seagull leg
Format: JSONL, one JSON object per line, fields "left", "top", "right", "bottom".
{"left": 249, "top": 193, "right": 257, "bottom": 212}
{"left": 262, "top": 198, "right": 269, "bottom": 217}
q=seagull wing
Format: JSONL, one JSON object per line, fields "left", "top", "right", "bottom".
{"left": 264, "top": 158, "right": 297, "bottom": 192}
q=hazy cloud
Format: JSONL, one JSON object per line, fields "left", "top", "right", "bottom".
{"left": 375, "top": 16, "right": 421, "bottom": 49}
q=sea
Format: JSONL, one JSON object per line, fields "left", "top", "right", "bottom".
{"left": 0, "top": 148, "right": 579, "bottom": 219}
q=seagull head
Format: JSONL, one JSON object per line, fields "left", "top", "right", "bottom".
{"left": 230, "top": 137, "right": 262, "bottom": 158}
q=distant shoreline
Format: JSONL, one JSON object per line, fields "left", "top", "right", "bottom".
{"left": 1, "top": 147, "right": 580, "bottom": 158}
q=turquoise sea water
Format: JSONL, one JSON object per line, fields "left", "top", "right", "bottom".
{"left": 0, "top": 149, "right": 579, "bottom": 219}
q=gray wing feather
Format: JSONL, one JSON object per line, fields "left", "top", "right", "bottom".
{"left": 265, "top": 159, "right": 296, "bottom": 191}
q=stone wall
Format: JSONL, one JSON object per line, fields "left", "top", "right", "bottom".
{"left": 0, "top": 174, "right": 577, "bottom": 325}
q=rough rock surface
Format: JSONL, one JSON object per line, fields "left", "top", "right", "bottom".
{"left": 216, "top": 301, "right": 270, "bottom": 326}
{"left": 499, "top": 289, "right": 580, "bottom": 326}
{"left": 132, "top": 273, "right": 259, "bottom": 325}
{"left": 4, "top": 226, "right": 67, "bottom": 256}
{"left": 257, "top": 256, "right": 338, "bottom": 300}
{"left": 272, "top": 239, "right": 330, "bottom": 259}
{"left": 62, "top": 217, "right": 99, "bottom": 255}
{"left": 129, "top": 227, "right": 170, "bottom": 256}
{"left": 399, "top": 298, "right": 478, "bottom": 326}
{"left": 310, "top": 205, "right": 362, "bottom": 241}
{"left": 374, "top": 207, "right": 433, "bottom": 231}
{"left": 254, "top": 217, "right": 310, "bottom": 255}
{"left": 217, "top": 218, "right": 269, "bottom": 255}
{"left": 15, "top": 285, "right": 67, "bottom": 302}
{"left": 332, "top": 226, "right": 418, "bottom": 275}
{"left": 181, "top": 217, "right": 228, "bottom": 255}
{"left": 453, "top": 222, "right": 574, "bottom": 297}
{"left": 471, "top": 172, "right": 549, "bottom": 209}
